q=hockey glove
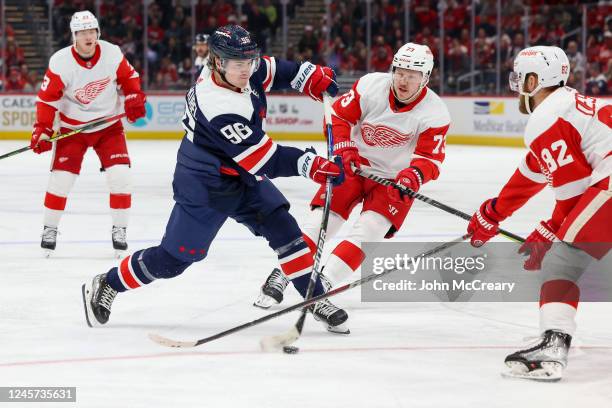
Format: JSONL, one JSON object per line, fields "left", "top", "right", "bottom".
{"left": 124, "top": 92, "right": 146, "bottom": 122}
{"left": 333, "top": 140, "right": 360, "bottom": 176}
{"left": 468, "top": 198, "right": 506, "bottom": 247}
{"left": 298, "top": 148, "right": 344, "bottom": 186}
{"left": 293, "top": 62, "right": 338, "bottom": 102}
{"left": 388, "top": 167, "right": 422, "bottom": 204}
{"left": 518, "top": 220, "right": 557, "bottom": 270}
{"left": 30, "top": 126, "right": 53, "bottom": 154}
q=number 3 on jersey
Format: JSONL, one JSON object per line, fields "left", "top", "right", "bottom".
{"left": 539, "top": 139, "right": 573, "bottom": 172}
{"left": 221, "top": 123, "right": 253, "bottom": 144}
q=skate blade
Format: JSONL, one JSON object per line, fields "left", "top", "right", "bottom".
{"left": 324, "top": 322, "right": 350, "bottom": 335}
{"left": 502, "top": 361, "right": 563, "bottom": 382}
{"left": 114, "top": 249, "right": 127, "bottom": 259}
{"left": 253, "top": 293, "right": 279, "bottom": 309}
{"left": 42, "top": 248, "right": 54, "bottom": 258}
{"left": 81, "top": 283, "right": 95, "bottom": 328}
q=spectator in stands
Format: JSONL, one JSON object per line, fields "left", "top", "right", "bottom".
{"left": 4, "top": 38, "right": 25, "bottom": 68}
{"left": 298, "top": 25, "right": 320, "bottom": 59}
{"left": 586, "top": 62, "right": 607, "bottom": 95}
{"left": 370, "top": 45, "right": 392, "bottom": 72}
{"left": 599, "top": 31, "right": 612, "bottom": 68}
{"left": 178, "top": 57, "right": 194, "bottom": 87}
{"left": 120, "top": 30, "right": 138, "bottom": 62}
{"left": 27, "top": 69, "right": 43, "bottom": 92}
{"left": 4, "top": 66, "right": 27, "bottom": 92}
{"left": 566, "top": 40, "right": 586, "bottom": 75}
{"left": 447, "top": 37, "right": 469, "bottom": 88}
{"left": 260, "top": 0, "right": 278, "bottom": 40}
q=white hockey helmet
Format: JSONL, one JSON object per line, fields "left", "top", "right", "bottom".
{"left": 70, "top": 10, "right": 100, "bottom": 41}
{"left": 509, "top": 46, "right": 569, "bottom": 97}
{"left": 392, "top": 42, "right": 434, "bottom": 87}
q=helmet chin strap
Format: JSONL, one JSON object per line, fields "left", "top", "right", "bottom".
{"left": 519, "top": 82, "right": 542, "bottom": 115}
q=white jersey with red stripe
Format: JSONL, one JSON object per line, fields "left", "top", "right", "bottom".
{"left": 332, "top": 72, "right": 451, "bottom": 181}
{"left": 493, "top": 87, "right": 611, "bottom": 226}
{"left": 36, "top": 40, "right": 140, "bottom": 132}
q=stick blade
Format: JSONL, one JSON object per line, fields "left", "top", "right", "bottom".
{"left": 148, "top": 333, "right": 198, "bottom": 348}
{"left": 259, "top": 326, "right": 300, "bottom": 352}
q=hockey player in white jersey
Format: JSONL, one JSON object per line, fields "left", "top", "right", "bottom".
{"left": 467, "top": 46, "right": 611, "bottom": 381}
{"left": 30, "top": 10, "right": 146, "bottom": 257}
{"left": 255, "top": 43, "right": 451, "bottom": 308}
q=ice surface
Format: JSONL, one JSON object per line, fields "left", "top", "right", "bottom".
{"left": 1, "top": 141, "right": 611, "bottom": 407}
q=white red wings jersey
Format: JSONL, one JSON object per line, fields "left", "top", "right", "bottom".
{"left": 495, "top": 87, "right": 611, "bottom": 227}
{"left": 331, "top": 72, "right": 451, "bottom": 181}
{"left": 36, "top": 40, "right": 141, "bottom": 132}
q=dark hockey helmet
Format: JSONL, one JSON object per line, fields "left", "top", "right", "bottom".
{"left": 194, "top": 33, "right": 209, "bottom": 44}
{"left": 209, "top": 25, "right": 260, "bottom": 61}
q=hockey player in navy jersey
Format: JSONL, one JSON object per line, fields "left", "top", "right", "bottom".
{"left": 82, "top": 25, "right": 350, "bottom": 333}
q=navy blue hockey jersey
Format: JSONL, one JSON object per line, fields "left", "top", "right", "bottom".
{"left": 179, "top": 56, "right": 318, "bottom": 186}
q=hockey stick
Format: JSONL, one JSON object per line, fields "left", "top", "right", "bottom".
{"left": 258, "top": 94, "right": 336, "bottom": 351}
{"left": 148, "top": 234, "right": 470, "bottom": 348}
{"left": 354, "top": 167, "right": 525, "bottom": 243}
{"left": 0, "top": 112, "right": 127, "bottom": 161}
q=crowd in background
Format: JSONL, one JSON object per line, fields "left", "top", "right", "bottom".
{"left": 0, "top": 0, "right": 610, "bottom": 95}
{"left": 308, "top": 0, "right": 612, "bottom": 95}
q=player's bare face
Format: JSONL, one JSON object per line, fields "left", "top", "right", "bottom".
{"left": 393, "top": 68, "right": 423, "bottom": 101}
{"left": 223, "top": 59, "right": 255, "bottom": 88}
{"left": 74, "top": 29, "right": 98, "bottom": 58}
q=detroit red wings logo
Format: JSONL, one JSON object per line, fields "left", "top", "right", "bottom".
{"left": 74, "top": 77, "right": 111, "bottom": 104}
{"left": 361, "top": 123, "right": 413, "bottom": 148}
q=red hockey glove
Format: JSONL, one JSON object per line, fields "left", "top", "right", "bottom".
{"left": 298, "top": 148, "right": 344, "bottom": 186}
{"left": 30, "top": 126, "right": 53, "bottom": 154}
{"left": 468, "top": 198, "right": 506, "bottom": 247}
{"left": 294, "top": 62, "right": 338, "bottom": 102}
{"left": 333, "top": 140, "right": 360, "bottom": 176}
{"left": 388, "top": 167, "right": 422, "bottom": 204}
{"left": 518, "top": 220, "right": 557, "bottom": 270}
{"left": 124, "top": 92, "right": 146, "bottom": 122}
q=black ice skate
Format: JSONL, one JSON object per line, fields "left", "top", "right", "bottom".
{"left": 254, "top": 268, "right": 288, "bottom": 309}
{"left": 41, "top": 226, "right": 58, "bottom": 257}
{"left": 503, "top": 330, "right": 572, "bottom": 382}
{"left": 112, "top": 226, "right": 128, "bottom": 257}
{"left": 82, "top": 273, "right": 118, "bottom": 327}
{"left": 311, "top": 298, "right": 350, "bottom": 335}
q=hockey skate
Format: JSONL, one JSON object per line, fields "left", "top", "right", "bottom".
{"left": 254, "top": 268, "right": 288, "bottom": 309}
{"left": 82, "top": 273, "right": 118, "bottom": 327}
{"left": 310, "top": 298, "right": 350, "bottom": 334}
{"left": 111, "top": 226, "right": 128, "bottom": 258}
{"left": 502, "top": 330, "right": 572, "bottom": 382}
{"left": 41, "top": 226, "right": 58, "bottom": 257}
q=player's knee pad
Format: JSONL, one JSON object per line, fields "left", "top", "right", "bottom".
{"left": 105, "top": 164, "right": 131, "bottom": 194}
{"left": 141, "top": 245, "right": 192, "bottom": 279}
{"left": 47, "top": 170, "right": 77, "bottom": 197}
{"left": 348, "top": 210, "right": 392, "bottom": 241}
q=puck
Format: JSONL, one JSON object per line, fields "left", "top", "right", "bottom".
{"left": 282, "top": 346, "right": 299, "bottom": 354}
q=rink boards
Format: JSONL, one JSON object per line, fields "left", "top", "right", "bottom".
{"left": 2, "top": 93, "right": 609, "bottom": 146}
